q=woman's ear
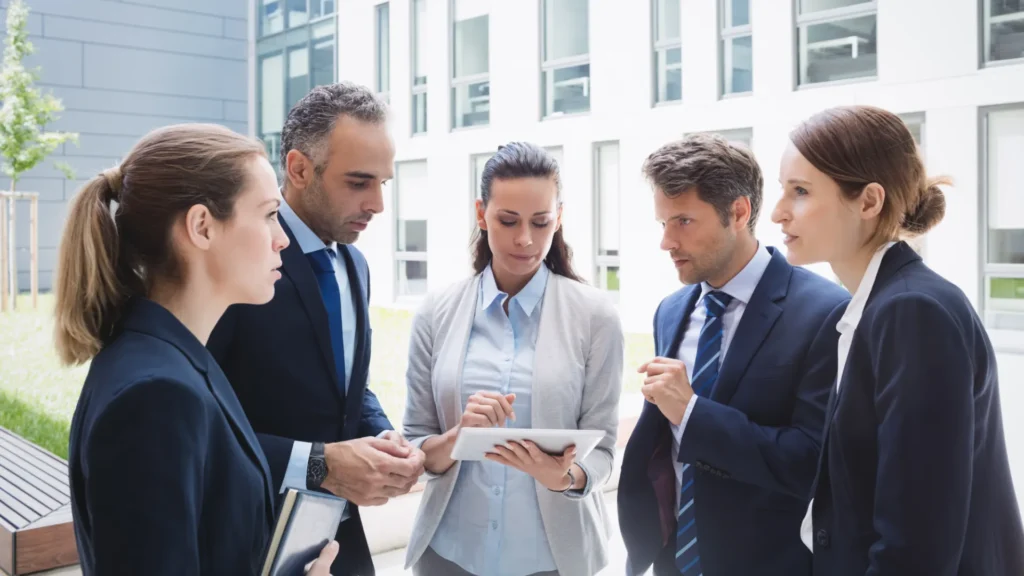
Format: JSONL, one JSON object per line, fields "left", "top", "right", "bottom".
{"left": 860, "top": 183, "right": 885, "bottom": 220}
{"left": 184, "top": 204, "right": 214, "bottom": 250}
{"left": 476, "top": 198, "right": 487, "bottom": 231}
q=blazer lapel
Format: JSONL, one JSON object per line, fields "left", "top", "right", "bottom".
{"left": 710, "top": 249, "right": 789, "bottom": 406}
{"left": 278, "top": 219, "right": 344, "bottom": 404}
{"left": 339, "top": 245, "right": 368, "bottom": 437}
{"left": 661, "top": 286, "right": 701, "bottom": 357}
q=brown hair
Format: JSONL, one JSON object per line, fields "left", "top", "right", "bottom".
{"left": 471, "top": 142, "right": 583, "bottom": 282}
{"left": 53, "top": 123, "right": 267, "bottom": 365}
{"left": 790, "top": 105, "right": 950, "bottom": 242}
{"left": 642, "top": 133, "right": 763, "bottom": 233}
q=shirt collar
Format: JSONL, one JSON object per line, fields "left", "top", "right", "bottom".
{"left": 479, "top": 263, "right": 550, "bottom": 317}
{"left": 837, "top": 241, "right": 897, "bottom": 335}
{"left": 279, "top": 195, "right": 337, "bottom": 256}
{"left": 698, "top": 242, "right": 772, "bottom": 307}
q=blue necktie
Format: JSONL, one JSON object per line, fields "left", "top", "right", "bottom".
{"left": 307, "top": 248, "right": 346, "bottom": 395}
{"left": 677, "top": 290, "right": 734, "bottom": 575}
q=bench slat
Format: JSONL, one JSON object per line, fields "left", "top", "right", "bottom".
{"left": 0, "top": 446, "right": 68, "bottom": 501}
{"left": 0, "top": 474, "right": 49, "bottom": 518}
{"left": 0, "top": 485, "right": 40, "bottom": 526}
{"left": 0, "top": 431, "right": 68, "bottom": 478}
{"left": 0, "top": 498, "right": 28, "bottom": 530}
{"left": 0, "top": 462, "right": 62, "bottom": 511}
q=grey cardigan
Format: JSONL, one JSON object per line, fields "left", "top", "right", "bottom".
{"left": 401, "top": 271, "right": 625, "bottom": 576}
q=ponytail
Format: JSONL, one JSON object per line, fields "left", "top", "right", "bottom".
{"left": 53, "top": 169, "right": 126, "bottom": 365}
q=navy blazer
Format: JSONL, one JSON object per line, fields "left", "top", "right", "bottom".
{"left": 809, "top": 241, "right": 1024, "bottom": 575}
{"left": 619, "top": 247, "right": 849, "bottom": 576}
{"left": 207, "top": 219, "right": 392, "bottom": 576}
{"left": 69, "top": 297, "right": 275, "bottom": 575}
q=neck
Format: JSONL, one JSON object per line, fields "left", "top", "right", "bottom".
{"left": 706, "top": 233, "right": 759, "bottom": 289}
{"left": 283, "top": 185, "right": 330, "bottom": 245}
{"left": 831, "top": 239, "right": 889, "bottom": 294}
{"left": 148, "top": 278, "right": 227, "bottom": 346}
{"left": 492, "top": 264, "right": 539, "bottom": 299}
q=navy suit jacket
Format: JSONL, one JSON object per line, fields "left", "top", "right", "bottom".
{"left": 809, "top": 241, "right": 1024, "bottom": 575}
{"left": 69, "top": 297, "right": 275, "bottom": 575}
{"left": 619, "top": 247, "right": 849, "bottom": 576}
{"left": 207, "top": 219, "right": 392, "bottom": 576}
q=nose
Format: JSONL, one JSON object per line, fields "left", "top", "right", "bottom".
{"left": 365, "top": 183, "right": 385, "bottom": 215}
{"left": 514, "top": 224, "right": 532, "bottom": 248}
{"left": 659, "top": 227, "right": 676, "bottom": 252}
{"left": 273, "top": 221, "right": 290, "bottom": 252}
{"left": 771, "top": 198, "right": 788, "bottom": 224}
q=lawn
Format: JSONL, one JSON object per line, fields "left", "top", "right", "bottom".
{"left": 0, "top": 294, "right": 652, "bottom": 459}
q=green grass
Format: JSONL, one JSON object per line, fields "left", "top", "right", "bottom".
{"left": 0, "top": 294, "right": 653, "bottom": 458}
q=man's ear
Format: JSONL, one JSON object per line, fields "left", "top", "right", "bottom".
{"left": 285, "top": 149, "right": 315, "bottom": 190}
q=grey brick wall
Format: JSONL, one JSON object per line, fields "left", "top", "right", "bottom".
{"left": 0, "top": 0, "right": 248, "bottom": 292}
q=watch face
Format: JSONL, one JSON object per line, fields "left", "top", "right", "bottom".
{"left": 309, "top": 459, "right": 328, "bottom": 484}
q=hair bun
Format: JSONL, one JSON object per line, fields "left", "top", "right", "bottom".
{"left": 903, "top": 176, "right": 949, "bottom": 235}
{"left": 101, "top": 167, "right": 123, "bottom": 202}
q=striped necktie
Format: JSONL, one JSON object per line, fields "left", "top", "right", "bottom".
{"left": 676, "top": 290, "right": 734, "bottom": 575}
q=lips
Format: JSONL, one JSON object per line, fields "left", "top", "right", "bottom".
{"left": 511, "top": 254, "right": 535, "bottom": 261}
{"left": 783, "top": 233, "right": 798, "bottom": 244}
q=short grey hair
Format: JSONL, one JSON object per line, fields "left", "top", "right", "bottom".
{"left": 279, "top": 81, "right": 388, "bottom": 172}
{"left": 642, "top": 133, "right": 763, "bottom": 233}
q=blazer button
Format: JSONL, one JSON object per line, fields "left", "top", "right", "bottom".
{"left": 815, "top": 528, "right": 830, "bottom": 548}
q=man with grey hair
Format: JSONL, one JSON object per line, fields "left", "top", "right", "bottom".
{"left": 209, "top": 81, "right": 424, "bottom": 576}
{"left": 618, "top": 134, "right": 849, "bottom": 576}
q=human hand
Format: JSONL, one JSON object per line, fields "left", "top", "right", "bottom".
{"left": 486, "top": 441, "right": 576, "bottom": 492}
{"left": 458, "top": 392, "right": 516, "bottom": 429}
{"left": 638, "top": 357, "right": 693, "bottom": 426}
{"left": 322, "top": 437, "right": 422, "bottom": 506}
{"left": 303, "top": 540, "right": 338, "bottom": 575}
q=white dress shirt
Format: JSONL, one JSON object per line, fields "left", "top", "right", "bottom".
{"left": 799, "top": 241, "right": 896, "bottom": 551}
{"left": 277, "top": 199, "right": 358, "bottom": 521}
{"left": 670, "top": 244, "right": 772, "bottom": 511}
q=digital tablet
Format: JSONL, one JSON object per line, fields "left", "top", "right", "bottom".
{"left": 450, "top": 428, "right": 607, "bottom": 462}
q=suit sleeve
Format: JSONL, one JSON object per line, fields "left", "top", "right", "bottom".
{"left": 568, "top": 298, "right": 624, "bottom": 498}
{"left": 357, "top": 388, "right": 394, "bottom": 438}
{"left": 83, "top": 379, "right": 209, "bottom": 575}
{"left": 678, "top": 299, "right": 845, "bottom": 499}
{"left": 864, "top": 294, "right": 973, "bottom": 576}
{"left": 401, "top": 293, "right": 441, "bottom": 452}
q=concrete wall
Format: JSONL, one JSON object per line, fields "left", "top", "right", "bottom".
{"left": 0, "top": 0, "right": 249, "bottom": 293}
{"left": 335, "top": 0, "right": 1024, "bottom": 349}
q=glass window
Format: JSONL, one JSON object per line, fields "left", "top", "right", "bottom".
{"left": 287, "top": 47, "right": 310, "bottom": 110}
{"left": 452, "top": 0, "right": 490, "bottom": 129}
{"left": 376, "top": 3, "right": 390, "bottom": 99}
{"left": 797, "top": 0, "right": 877, "bottom": 86}
{"left": 541, "top": 0, "right": 590, "bottom": 117}
{"left": 653, "top": 0, "right": 682, "bottom": 104}
{"left": 984, "top": 107, "right": 1024, "bottom": 332}
{"left": 412, "top": 0, "right": 428, "bottom": 134}
{"left": 311, "top": 21, "right": 335, "bottom": 90}
{"left": 261, "top": 0, "right": 284, "bottom": 35}
{"left": 396, "top": 161, "right": 429, "bottom": 297}
{"left": 595, "top": 142, "right": 620, "bottom": 295}
{"left": 310, "top": 0, "right": 335, "bottom": 19}
{"left": 984, "top": 0, "right": 1024, "bottom": 64}
{"left": 287, "top": 0, "right": 308, "bottom": 28}
{"left": 720, "top": 0, "right": 752, "bottom": 96}
{"left": 259, "top": 53, "right": 285, "bottom": 166}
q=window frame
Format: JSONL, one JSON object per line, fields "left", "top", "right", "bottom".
{"left": 719, "top": 0, "right": 753, "bottom": 97}
{"left": 982, "top": 0, "right": 1024, "bottom": 67}
{"left": 411, "top": 0, "right": 428, "bottom": 135}
{"left": 980, "top": 104, "right": 1024, "bottom": 334}
{"left": 393, "top": 160, "right": 430, "bottom": 299}
{"left": 652, "top": 0, "right": 683, "bottom": 106}
{"left": 540, "top": 0, "right": 592, "bottom": 119}
{"left": 374, "top": 2, "right": 391, "bottom": 102}
{"left": 794, "top": 0, "right": 878, "bottom": 88}
{"left": 450, "top": 0, "right": 491, "bottom": 130}
{"left": 593, "top": 141, "right": 621, "bottom": 298}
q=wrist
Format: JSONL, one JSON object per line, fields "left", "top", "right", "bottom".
{"left": 547, "top": 467, "right": 575, "bottom": 492}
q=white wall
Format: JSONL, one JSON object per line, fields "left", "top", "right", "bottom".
{"left": 338, "top": 0, "right": 1024, "bottom": 337}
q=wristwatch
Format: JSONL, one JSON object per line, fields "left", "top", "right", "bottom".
{"left": 306, "top": 442, "right": 328, "bottom": 490}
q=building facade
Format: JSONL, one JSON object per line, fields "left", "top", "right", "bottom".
{"left": 1, "top": 0, "right": 249, "bottom": 294}
{"left": 252, "top": 0, "right": 1024, "bottom": 351}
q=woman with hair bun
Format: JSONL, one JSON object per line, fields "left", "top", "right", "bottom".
{"left": 773, "top": 105, "right": 1024, "bottom": 575}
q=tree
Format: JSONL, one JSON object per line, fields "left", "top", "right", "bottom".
{"left": 0, "top": 0, "right": 77, "bottom": 191}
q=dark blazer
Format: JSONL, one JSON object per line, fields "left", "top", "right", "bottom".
{"left": 619, "top": 247, "right": 849, "bottom": 576}
{"left": 809, "top": 241, "right": 1024, "bottom": 575}
{"left": 69, "top": 297, "right": 274, "bottom": 575}
{"left": 208, "top": 219, "right": 392, "bottom": 576}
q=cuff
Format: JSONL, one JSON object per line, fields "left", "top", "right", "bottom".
{"left": 675, "top": 395, "right": 699, "bottom": 444}
{"left": 280, "top": 440, "right": 312, "bottom": 494}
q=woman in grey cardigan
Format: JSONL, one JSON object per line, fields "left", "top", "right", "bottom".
{"left": 402, "top": 142, "right": 624, "bottom": 576}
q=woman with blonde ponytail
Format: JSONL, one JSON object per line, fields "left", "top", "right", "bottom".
{"left": 772, "top": 105, "right": 1024, "bottom": 575}
{"left": 56, "top": 123, "right": 338, "bottom": 575}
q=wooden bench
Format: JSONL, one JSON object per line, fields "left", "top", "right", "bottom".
{"left": 0, "top": 427, "right": 78, "bottom": 575}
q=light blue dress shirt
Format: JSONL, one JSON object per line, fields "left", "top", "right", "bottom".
{"left": 430, "top": 264, "right": 559, "bottom": 576}
{"left": 277, "top": 199, "right": 356, "bottom": 518}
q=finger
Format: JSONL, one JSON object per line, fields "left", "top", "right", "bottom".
{"left": 643, "top": 361, "right": 682, "bottom": 376}
{"left": 367, "top": 437, "right": 411, "bottom": 458}
{"left": 522, "top": 441, "right": 547, "bottom": 463}
{"left": 485, "top": 453, "right": 515, "bottom": 468}
{"left": 637, "top": 360, "right": 651, "bottom": 373}
{"left": 493, "top": 445, "right": 523, "bottom": 467}
{"left": 305, "top": 540, "right": 339, "bottom": 575}
{"left": 470, "top": 401, "right": 501, "bottom": 426}
{"left": 482, "top": 392, "right": 516, "bottom": 422}
{"left": 476, "top": 396, "right": 512, "bottom": 424}
{"left": 461, "top": 413, "right": 491, "bottom": 428}
{"left": 506, "top": 441, "right": 532, "bottom": 461}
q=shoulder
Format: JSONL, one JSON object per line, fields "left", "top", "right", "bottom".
{"left": 552, "top": 275, "right": 616, "bottom": 318}
{"left": 411, "top": 274, "right": 479, "bottom": 331}
{"left": 343, "top": 243, "right": 369, "bottom": 270}
{"left": 863, "top": 270, "right": 968, "bottom": 334}
{"left": 787, "top": 266, "right": 849, "bottom": 307}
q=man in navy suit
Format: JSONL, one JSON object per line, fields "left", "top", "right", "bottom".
{"left": 618, "top": 134, "right": 849, "bottom": 576}
{"left": 208, "top": 82, "right": 425, "bottom": 576}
